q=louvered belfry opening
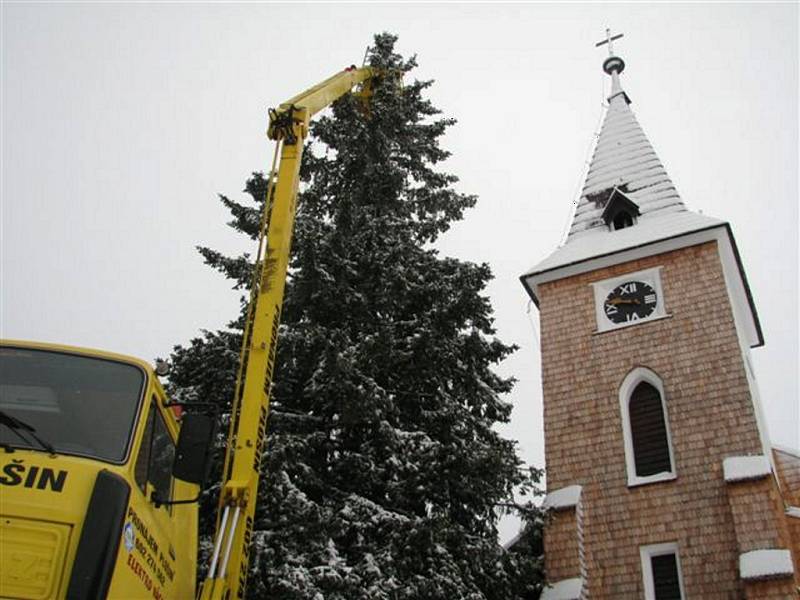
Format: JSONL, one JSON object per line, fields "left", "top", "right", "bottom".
{"left": 650, "top": 553, "right": 682, "bottom": 599}
{"left": 629, "top": 382, "right": 672, "bottom": 476}
{"left": 612, "top": 211, "right": 634, "bottom": 230}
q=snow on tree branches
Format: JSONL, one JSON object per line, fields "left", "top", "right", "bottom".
{"left": 167, "top": 33, "right": 544, "bottom": 600}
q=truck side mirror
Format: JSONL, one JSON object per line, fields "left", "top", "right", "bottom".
{"left": 172, "top": 413, "right": 214, "bottom": 486}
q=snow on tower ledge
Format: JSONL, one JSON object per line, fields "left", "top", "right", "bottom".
{"left": 723, "top": 455, "right": 772, "bottom": 483}
{"left": 739, "top": 549, "right": 794, "bottom": 581}
{"left": 540, "top": 577, "right": 583, "bottom": 600}
{"left": 543, "top": 485, "right": 582, "bottom": 511}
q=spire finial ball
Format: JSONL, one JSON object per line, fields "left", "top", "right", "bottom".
{"left": 603, "top": 55, "right": 625, "bottom": 75}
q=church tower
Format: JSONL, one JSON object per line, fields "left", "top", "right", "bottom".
{"left": 522, "top": 33, "right": 800, "bottom": 599}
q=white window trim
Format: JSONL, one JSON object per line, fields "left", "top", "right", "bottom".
{"left": 619, "top": 367, "right": 677, "bottom": 487}
{"left": 640, "top": 542, "right": 686, "bottom": 600}
{"left": 591, "top": 266, "right": 668, "bottom": 333}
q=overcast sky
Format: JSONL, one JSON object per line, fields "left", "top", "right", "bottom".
{"left": 2, "top": 3, "right": 797, "bottom": 540}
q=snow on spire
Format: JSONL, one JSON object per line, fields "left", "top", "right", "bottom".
{"left": 567, "top": 33, "right": 686, "bottom": 240}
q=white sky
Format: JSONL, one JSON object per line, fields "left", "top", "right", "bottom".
{"left": 2, "top": 3, "right": 797, "bottom": 542}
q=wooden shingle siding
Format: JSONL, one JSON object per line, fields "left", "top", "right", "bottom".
{"left": 629, "top": 382, "right": 671, "bottom": 477}
{"left": 539, "top": 242, "right": 765, "bottom": 597}
{"left": 773, "top": 448, "right": 800, "bottom": 506}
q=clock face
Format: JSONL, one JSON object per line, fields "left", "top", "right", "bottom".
{"left": 603, "top": 280, "right": 658, "bottom": 324}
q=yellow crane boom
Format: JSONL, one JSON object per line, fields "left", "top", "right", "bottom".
{"left": 199, "top": 66, "right": 375, "bottom": 600}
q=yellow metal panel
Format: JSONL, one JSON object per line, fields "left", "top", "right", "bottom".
{"left": 0, "top": 517, "right": 71, "bottom": 600}
{"left": 104, "top": 389, "right": 196, "bottom": 600}
{"left": 279, "top": 67, "right": 373, "bottom": 116}
{"left": 201, "top": 130, "right": 306, "bottom": 600}
{"left": 1, "top": 338, "right": 157, "bottom": 375}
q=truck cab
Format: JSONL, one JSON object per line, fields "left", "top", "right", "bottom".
{"left": 0, "top": 340, "right": 202, "bottom": 599}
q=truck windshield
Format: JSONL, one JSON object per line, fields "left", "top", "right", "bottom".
{"left": 0, "top": 347, "right": 145, "bottom": 463}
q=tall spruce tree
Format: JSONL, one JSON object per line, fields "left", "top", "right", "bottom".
{"left": 167, "top": 33, "right": 544, "bottom": 599}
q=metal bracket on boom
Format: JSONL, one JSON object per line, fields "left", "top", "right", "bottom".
{"left": 267, "top": 104, "right": 304, "bottom": 145}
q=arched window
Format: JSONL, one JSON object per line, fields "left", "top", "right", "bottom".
{"left": 619, "top": 368, "right": 676, "bottom": 487}
{"left": 630, "top": 382, "right": 672, "bottom": 476}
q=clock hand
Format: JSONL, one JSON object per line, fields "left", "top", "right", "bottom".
{"left": 607, "top": 298, "right": 641, "bottom": 306}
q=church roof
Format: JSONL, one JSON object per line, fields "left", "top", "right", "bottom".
{"left": 568, "top": 66, "right": 686, "bottom": 239}
{"left": 520, "top": 43, "right": 764, "bottom": 348}
{"left": 525, "top": 47, "right": 722, "bottom": 277}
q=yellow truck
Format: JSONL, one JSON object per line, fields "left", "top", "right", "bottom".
{"left": 0, "top": 340, "right": 204, "bottom": 599}
{"left": 1, "top": 64, "right": 377, "bottom": 600}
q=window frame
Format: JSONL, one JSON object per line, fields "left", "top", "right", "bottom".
{"left": 640, "top": 542, "right": 686, "bottom": 600}
{"left": 134, "top": 406, "right": 154, "bottom": 493}
{"left": 619, "top": 367, "right": 677, "bottom": 487}
{"left": 133, "top": 398, "right": 176, "bottom": 512}
{"left": 148, "top": 398, "right": 176, "bottom": 511}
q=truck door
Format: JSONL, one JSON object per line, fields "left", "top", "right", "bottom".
{"left": 107, "top": 396, "right": 180, "bottom": 599}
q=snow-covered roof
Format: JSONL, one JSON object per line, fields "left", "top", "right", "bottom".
{"left": 540, "top": 577, "right": 583, "bottom": 600}
{"left": 524, "top": 51, "right": 722, "bottom": 277}
{"left": 739, "top": 549, "right": 794, "bottom": 581}
{"left": 568, "top": 66, "right": 685, "bottom": 239}
{"left": 543, "top": 485, "right": 582, "bottom": 511}
{"left": 723, "top": 455, "right": 772, "bottom": 483}
{"left": 502, "top": 530, "right": 524, "bottom": 551}
{"left": 519, "top": 52, "right": 764, "bottom": 348}
{"left": 526, "top": 210, "right": 724, "bottom": 276}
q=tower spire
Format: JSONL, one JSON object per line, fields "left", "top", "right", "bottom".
{"left": 561, "top": 30, "right": 687, "bottom": 239}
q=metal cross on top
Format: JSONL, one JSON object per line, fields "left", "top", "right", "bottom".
{"left": 595, "top": 28, "right": 624, "bottom": 56}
